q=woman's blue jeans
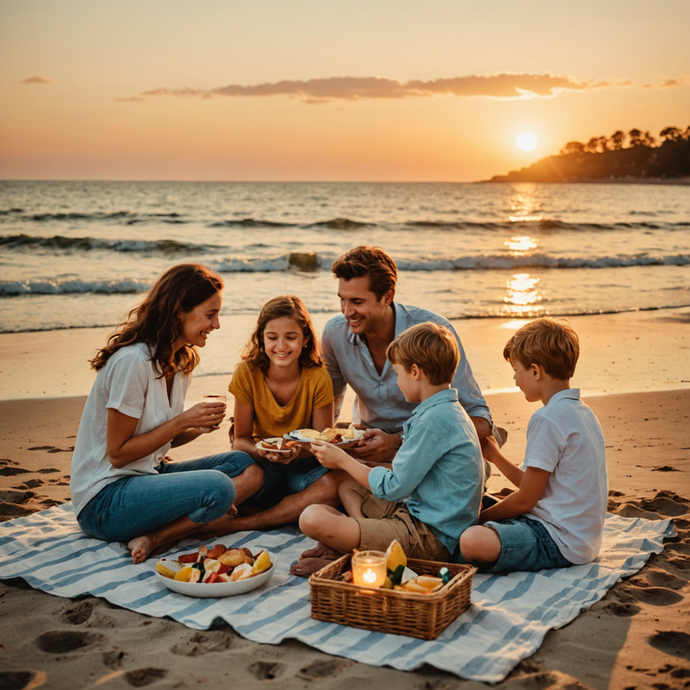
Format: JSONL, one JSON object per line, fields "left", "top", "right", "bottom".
{"left": 76, "top": 451, "right": 256, "bottom": 542}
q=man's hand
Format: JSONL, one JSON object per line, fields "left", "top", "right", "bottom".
{"left": 470, "top": 416, "right": 492, "bottom": 447}
{"left": 350, "top": 428, "right": 400, "bottom": 464}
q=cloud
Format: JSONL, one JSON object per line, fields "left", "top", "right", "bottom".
{"left": 131, "top": 72, "right": 689, "bottom": 104}
{"left": 20, "top": 76, "right": 52, "bottom": 84}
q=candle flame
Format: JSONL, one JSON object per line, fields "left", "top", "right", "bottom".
{"left": 363, "top": 569, "right": 377, "bottom": 583}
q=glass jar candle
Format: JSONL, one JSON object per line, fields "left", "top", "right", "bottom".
{"left": 351, "top": 550, "right": 387, "bottom": 589}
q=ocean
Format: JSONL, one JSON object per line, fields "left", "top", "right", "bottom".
{"left": 1, "top": 180, "right": 689, "bottom": 337}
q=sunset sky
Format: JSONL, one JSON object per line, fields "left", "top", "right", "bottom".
{"left": 1, "top": 0, "right": 688, "bottom": 182}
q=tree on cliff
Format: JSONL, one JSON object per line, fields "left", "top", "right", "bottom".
{"left": 488, "top": 125, "right": 690, "bottom": 182}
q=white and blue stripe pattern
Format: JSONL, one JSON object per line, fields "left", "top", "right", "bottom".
{"left": 0, "top": 504, "right": 675, "bottom": 682}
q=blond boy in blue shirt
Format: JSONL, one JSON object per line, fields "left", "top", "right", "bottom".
{"left": 294, "top": 322, "right": 484, "bottom": 572}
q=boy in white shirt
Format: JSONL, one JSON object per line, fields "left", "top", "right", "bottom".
{"left": 459, "top": 318, "right": 607, "bottom": 573}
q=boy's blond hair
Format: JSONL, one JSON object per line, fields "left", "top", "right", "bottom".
{"left": 386, "top": 322, "right": 459, "bottom": 386}
{"left": 503, "top": 317, "right": 580, "bottom": 380}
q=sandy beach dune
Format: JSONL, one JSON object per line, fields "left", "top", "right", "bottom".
{"left": 1, "top": 310, "right": 689, "bottom": 689}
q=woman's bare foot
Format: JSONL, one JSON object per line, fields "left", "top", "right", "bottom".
{"left": 289, "top": 557, "right": 338, "bottom": 577}
{"left": 127, "top": 535, "right": 155, "bottom": 564}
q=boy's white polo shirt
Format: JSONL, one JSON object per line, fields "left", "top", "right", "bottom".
{"left": 523, "top": 389, "right": 608, "bottom": 564}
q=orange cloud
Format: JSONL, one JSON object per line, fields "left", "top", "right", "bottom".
{"left": 21, "top": 76, "right": 52, "bottom": 84}
{"left": 131, "top": 72, "right": 689, "bottom": 104}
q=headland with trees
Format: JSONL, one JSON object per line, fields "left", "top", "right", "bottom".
{"left": 486, "top": 126, "right": 690, "bottom": 183}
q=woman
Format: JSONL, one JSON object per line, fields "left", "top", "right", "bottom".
{"left": 70, "top": 263, "right": 263, "bottom": 564}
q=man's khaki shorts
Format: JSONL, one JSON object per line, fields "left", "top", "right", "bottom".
{"left": 352, "top": 486, "right": 452, "bottom": 562}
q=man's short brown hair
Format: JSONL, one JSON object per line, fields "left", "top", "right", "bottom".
{"left": 503, "top": 317, "right": 580, "bottom": 380}
{"left": 386, "top": 322, "right": 459, "bottom": 386}
{"left": 331, "top": 246, "right": 397, "bottom": 300}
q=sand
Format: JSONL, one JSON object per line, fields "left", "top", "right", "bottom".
{"left": 1, "top": 310, "right": 689, "bottom": 689}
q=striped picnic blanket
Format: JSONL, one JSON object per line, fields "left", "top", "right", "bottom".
{"left": 0, "top": 503, "right": 675, "bottom": 682}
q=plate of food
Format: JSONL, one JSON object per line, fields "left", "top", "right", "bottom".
{"left": 283, "top": 427, "right": 365, "bottom": 449}
{"left": 155, "top": 544, "right": 276, "bottom": 598}
{"left": 255, "top": 437, "right": 300, "bottom": 454}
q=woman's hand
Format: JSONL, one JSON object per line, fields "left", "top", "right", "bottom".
{"left": 180, "top": 401, "right": 226, "bottom": 431}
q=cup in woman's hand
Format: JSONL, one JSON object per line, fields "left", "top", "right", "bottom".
{"left": 201, "top": 394, "right": 227, "bottom": 430}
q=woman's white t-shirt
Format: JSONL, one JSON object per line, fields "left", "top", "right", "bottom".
{"left": 70, "top": 343, "right": 190, "bottom": 518}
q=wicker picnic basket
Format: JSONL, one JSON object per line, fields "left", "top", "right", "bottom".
{"left": 308, "top": 553, "right": 476, "bottom": 640}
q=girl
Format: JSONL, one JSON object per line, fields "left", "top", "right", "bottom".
{"left": 228, "top": 296, "right": 342, "bottom": 527}
{"left": 70, "top": 264, "right": 263, "bottom": 564}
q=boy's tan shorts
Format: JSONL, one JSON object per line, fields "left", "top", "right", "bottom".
{"left": 351, "top": 485, "right": 452, "bottom": 562}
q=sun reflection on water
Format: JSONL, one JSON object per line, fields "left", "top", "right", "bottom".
{"left": 503, "top": 272, "right": 543, "bottom": 315}
{"left": 504, "top": 235, "right": 538, "bottom": 254}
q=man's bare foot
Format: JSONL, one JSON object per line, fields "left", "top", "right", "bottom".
{"left": 127, "top": 535, "right": 155, "bottom": 564}
{"left": 297, "top": 541, "right": 339, "bottom": 562}
{"left": 289, "top": 557, "right": 340, "bottom": 577}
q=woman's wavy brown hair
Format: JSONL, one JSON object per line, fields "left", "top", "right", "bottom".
{"left": 90, "top": 263, "right": 223, "bottom": 375}
{"left": 240, "top": 295, "right": 323, "bottom": 373}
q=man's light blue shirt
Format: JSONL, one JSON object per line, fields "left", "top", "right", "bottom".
{"left": 321, "top": 302, "right": 492, "bottom": 432}
{"left": 368, "top": 388, "right": 484, "bottom": 556}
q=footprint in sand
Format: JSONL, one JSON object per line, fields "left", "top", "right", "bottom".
{"left": 621, "top": 584, "right": 684, "bottom": 606}
{"left": 61, "top": 599, "right": 96, "bottom": 625}
{"left": 296, "top": 659, "right": 354, "bottom": 680}
{"left": 171, "top": 631, "right": 234, "bottom": 657}
{"left": 666, "top": 542, "right": 690, "bottom": 556}
{"left": 648, "top": 631, "right": 690, "bottom": 661}
{"left": 639, "top": 497, "right": 689, "bottom": 517}
{"left": 0, "top": 460, "right": 30, "bottom": 477}
{"left": 667, "top": 556, "right": 690, "bottom": 571}
{"left": 0, "top": 503, "right": 34, "bottom": 519}
{"left": 28, "top": 445, "right": 74, "bottom": 454}
{"left": 0, "top": 671, "right": 42, "bottom": 690}
{"left": 248, "top": 661, "right": 287, "bottom": 681}
{"left": 630, "top": 567, "right": 687, "bottom": 591}
{"left": 35, "top": 630, "right": 105, "bottom": 654}
{"left": 124, "top": 668, "right": 168, "bottom": 687}
{"left": 0, "top": 490, "right": 35, "bottom": 504}
{"left": 48, "top": 475, "right": 70, "bottom": 485}
{"left": 15, "top": 478, "right": 44, "bottom": 489}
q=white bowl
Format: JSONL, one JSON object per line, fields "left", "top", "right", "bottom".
{"left": 155, "top": 554, "right": 277, "bottom": 598}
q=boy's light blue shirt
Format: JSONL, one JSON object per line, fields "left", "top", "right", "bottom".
{"left": 321, "top": 303, "right": 492, "bottom": 433}
{"left": 367, "top": 388, "right": 484, "bottom": 557}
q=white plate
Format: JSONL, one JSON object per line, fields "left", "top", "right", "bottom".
{"left": 155, "top": 555, "right": 277, "bottom": 598}
{"left": 284, "top": 428, "right": 365, "bottom": 448}
{"left": 255, "top": 437, "right": 295, "bottom": 454}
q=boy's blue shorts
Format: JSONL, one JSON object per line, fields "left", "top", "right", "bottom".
{"left": 483, "top": 515, "right": 575, "bottom": 573}
{"left": 243, "top": 457, "right": 329, "bottom": 509}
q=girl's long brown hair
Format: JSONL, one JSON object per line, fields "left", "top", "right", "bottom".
{"left": 90, "top": 263, "right": 223, "bottom": 375}
{"left": 241, "top": 295, "right": 323, "bottom": 373}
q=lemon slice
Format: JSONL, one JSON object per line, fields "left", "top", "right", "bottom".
{"left": 403, "top": 580, "right": 429, "bottom": 594}
{"left": 156, "top": 562, "right": 178, "bottom": 579}
{"left": 252, "top": 550, "right": 271, "bottom": 574}
{"left": 174, "top": 566, "right": 194, "bottom": 582}
{"left": 416, "top": 575, "right": 443, "bottom": 590}
{"left": 385, "top": 540, "right": 407, "bottom": 572}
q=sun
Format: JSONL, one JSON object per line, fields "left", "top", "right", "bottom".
{"left": 517, "top": 132, "right": 538, "bottom": 151}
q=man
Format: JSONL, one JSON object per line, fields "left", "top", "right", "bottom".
{"left": 322, "top": 245, "right": 497, "bottom": 465}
